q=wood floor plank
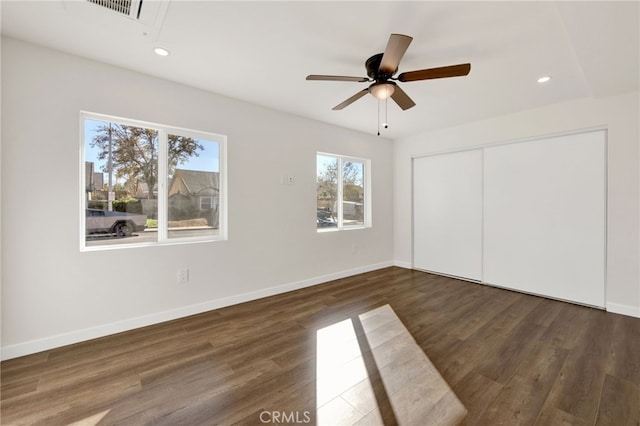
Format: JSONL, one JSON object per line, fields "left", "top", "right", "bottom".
{"left": 1, "top": 267, "right": 638, "bottom": 426}
{"left": 452, "top": 372, "right": 503, "bottom": 425}
{"left": 475, "top": 340, "right": 568, "bottom": 425}
{"left": 1, "top": 370, "right": 141, "bottom": 426}
{"left": 442, "top": 288, "right": 521, "bottom": 341}
{"left": 537, "top": 302, "right": 597, "bottom": 350}
{"left": 535, "top": 407, "right": 590, "bottom": 426}
{"left": 594, "top": 374, "right": 640, "bottom": 426}
{"left": 429, "top": 298, "right": 543, "bottom": 387}
{"left": 535, "top": 308, "right": 614, "bottom": 424}
{"left": 605, "top": 313, "right": 640, "bottom": 387}
{"left": 475, "top": 319, "right": 548, "bottom": 385}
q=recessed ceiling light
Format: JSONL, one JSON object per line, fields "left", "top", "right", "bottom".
{"left": 154, "top": 47, "right": 170, "bottom": 57}
{"left": 537, "top": 75, "right": 551, "bottom": 83}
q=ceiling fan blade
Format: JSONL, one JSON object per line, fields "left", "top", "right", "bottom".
{"left": 379, "top": 34, "right": 413, "bottom": 74}
{"left": 397, "top": 63, "right": 471, "bottom": 82}
{"left": 390, "top": 85, "right": 416, "bottom": 110}
{"left": 306, "top": 75, "right": 369, "bottom": 82}
{"left": 332, "top": 89, "right": 369, "bottom": 110}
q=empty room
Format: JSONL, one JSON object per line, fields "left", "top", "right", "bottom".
{"left": 1, "top": 1, "right": 638, "bottom": 425}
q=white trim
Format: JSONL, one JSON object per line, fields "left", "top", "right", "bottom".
{"left": 157, "top": 128, "right": 169, "bottom": 242}
{"left": 337, "top": 157, "right": 344, "bottom": 227}
{"left": 217, "top": 132, "right": 228, "bottom": 240}
{"left": 79, "top": 115, "right": 88, "bottom": 249}
{"left": 602, "top": 131, "right": 609, "bottom": 309}
{"left": 393, "top": 260, "right": 413, "bottom": 269}
{"left": 606, "top": 302, "right": 640, "bottom": 318}
{"left": 0, "top": 261, "right": 393, "bottom": 361}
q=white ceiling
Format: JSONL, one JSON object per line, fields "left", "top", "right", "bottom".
{"left": 2, "top": 1, "right": 638, "bottom": 139}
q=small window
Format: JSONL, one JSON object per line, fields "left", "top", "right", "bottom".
{"left": 82, "top": 112, "right": 226, "bottom": 249}
{"left": 316, "top": 153, "right": 371, "bottom": 231}
{"left": 200, "top": 197, "right": 213, "bottom": 210}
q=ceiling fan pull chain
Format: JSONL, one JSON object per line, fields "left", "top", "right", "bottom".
{"left": 384, "top": 98, "right": 389, "bottom": 130}
{"left": 377, "top": 99, "right": 381, "bottom": 136}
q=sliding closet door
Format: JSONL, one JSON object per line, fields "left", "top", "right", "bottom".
{"left": 413, "top": 150, "right": 483, "bottom": 281}
{"left": 483, "top": 130, "right": 606, "bottom": 307}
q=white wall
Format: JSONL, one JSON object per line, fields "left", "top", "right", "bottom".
{"left": 0, "top": 38, "right": 394, "bottom": 359}
{"left": 394, "top": 91, "right": 640, "bottom": 317}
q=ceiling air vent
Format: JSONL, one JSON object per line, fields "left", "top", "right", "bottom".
{"left": 86, "top": 0, "right": 143, "bottom": 20}
{"left": 66, "top": 0, "right": 169, "bottom": 29}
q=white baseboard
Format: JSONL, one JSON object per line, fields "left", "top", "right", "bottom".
{"left": 1, "top": 261, "right": 394, "bottom": 361}
{"left": 606, "top": 302, "right": 640, "bottom": 318}
{"left": 393, "top": 260, "right": 412, "bottom": 269}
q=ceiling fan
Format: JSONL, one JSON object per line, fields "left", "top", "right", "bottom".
{"left": 306, "top": 34, "right": 471, "bottom": 111}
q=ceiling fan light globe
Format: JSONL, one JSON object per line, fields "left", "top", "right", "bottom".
{"left": 370, "top": 83, "right": 395, "bottom": 100}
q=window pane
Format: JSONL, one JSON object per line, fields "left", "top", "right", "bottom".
{"left": 342, "top": 161, "right": 365, "bottom": 227}
{"left": 168, "top": 136, "right": 220, "bottom": 239}
{"left": 84, "top": 119, "right": 158, "bottom": 247}
{"left": 317, "top": 155, "right": 338, "bottom": 229}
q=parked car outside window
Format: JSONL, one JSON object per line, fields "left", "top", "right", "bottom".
{"left": 85, "top": 209, "right": 147, "bottom": 238}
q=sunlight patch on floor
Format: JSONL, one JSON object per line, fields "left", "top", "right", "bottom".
{"left": 316, "top": 304, "right": 467, "bottom": 425}
{"left": 66, "top": 409, "right": 111, "bottom": 426}
{"left": 316, "top": 317, "right": 379, "bottom": 424}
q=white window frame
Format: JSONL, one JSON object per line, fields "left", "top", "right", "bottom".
{"left": 80, "top": 111, "right": 227, "bottom": 250}
{"left": 317, "top": 152, "right": 372, "bottom": 232}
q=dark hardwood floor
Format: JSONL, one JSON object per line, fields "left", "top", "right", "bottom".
{"left": 1, "top": 267, "right": 639, "bottom": 425}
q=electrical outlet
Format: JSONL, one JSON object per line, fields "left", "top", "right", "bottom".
{"left": 178, "top": 268, "right": 189, "bottom": 284}
{"left": 280, "top": 175, "right": 295, "bottom": 185}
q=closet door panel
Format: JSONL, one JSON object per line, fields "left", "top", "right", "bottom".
{"left": 413, "top": 150, "right": 483, "bottom": 281}
{"left": 483, "top": 130, "right": 606, "bottom": 307}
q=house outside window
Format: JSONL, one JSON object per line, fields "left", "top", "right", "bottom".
{"left": 81, "top": 112, "right": 226, "bottom": 249}
{"left": 316, "top": 153, "right": 371, "bottom": 231}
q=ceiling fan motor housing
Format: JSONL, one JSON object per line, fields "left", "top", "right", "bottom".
{"left": 366, "top": 53, "right": 396, "bottom": 80}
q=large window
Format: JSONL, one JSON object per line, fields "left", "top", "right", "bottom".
{"left": 316, "top": 153, "right": 371, "bottom": 231}
{"left": 81, "top": 112, "right": 226, "bottom": 249}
